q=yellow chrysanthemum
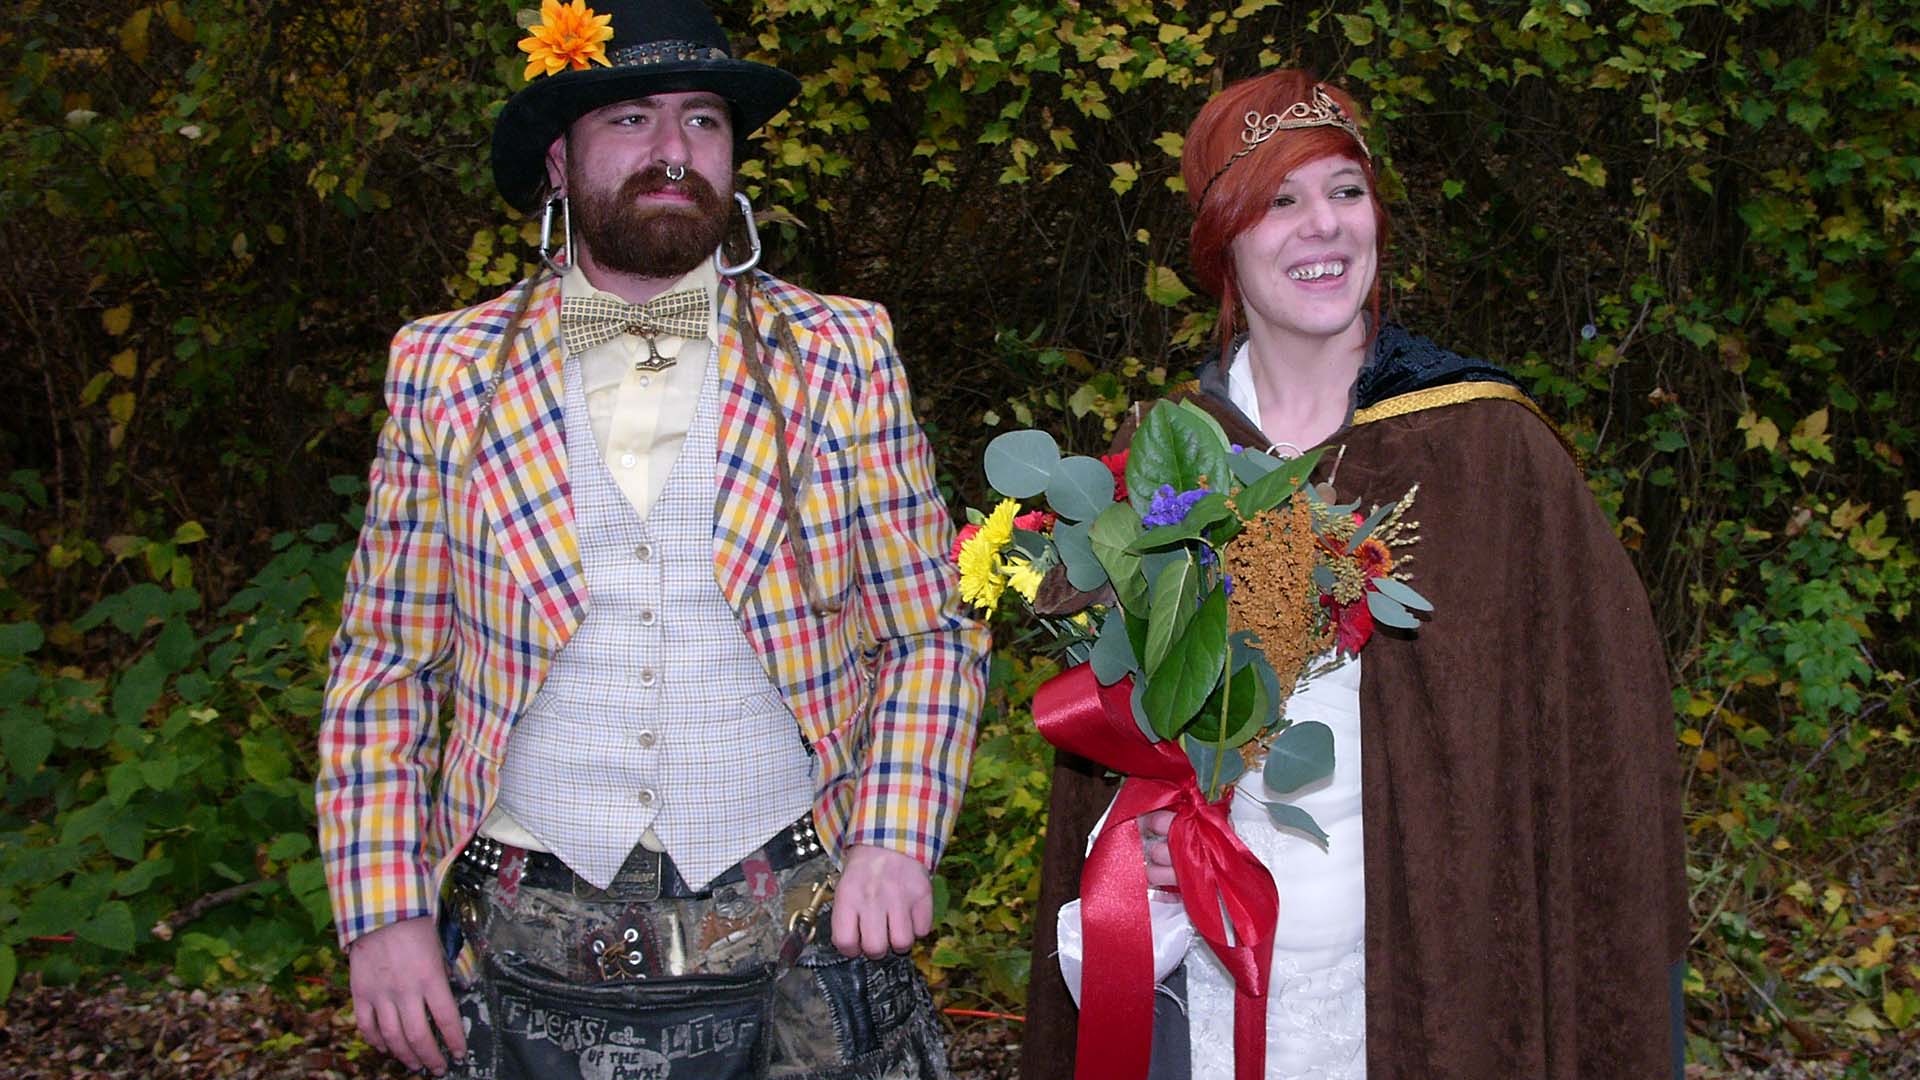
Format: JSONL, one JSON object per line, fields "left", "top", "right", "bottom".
{"left": 957, "top": 499, "right": 1020, "bottom": 614}
{"left": 518, "top": 0, "right": 614, "bottom": 80}
{"left": 978, "top": 498, "right": 1018, "bottom": 550}
{"left": 1006, "top": 558, "right": 1044, "bottom": 603}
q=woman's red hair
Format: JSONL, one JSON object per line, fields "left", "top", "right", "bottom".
{"left": 1181, "top": 71, "right": 1389, "bottom": 351}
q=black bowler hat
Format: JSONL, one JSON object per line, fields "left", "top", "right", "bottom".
{"left": 491, "top": 0, "right": 800, "bottom": 212}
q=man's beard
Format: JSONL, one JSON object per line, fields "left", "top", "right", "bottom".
{"left": 569, "top": 162, "right": 730, "bottom": 279}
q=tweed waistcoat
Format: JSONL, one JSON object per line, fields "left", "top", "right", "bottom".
{"left": 494, "top": 347, "right": 816, "bottom": 890}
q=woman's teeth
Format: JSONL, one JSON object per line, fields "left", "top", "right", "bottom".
{"left": 1288, "top": 260, "right": 1346, "bottom": 282}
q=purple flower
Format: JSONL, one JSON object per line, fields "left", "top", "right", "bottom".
{"left": 1143, "top": 484, "right": 1208, "bottom": 528}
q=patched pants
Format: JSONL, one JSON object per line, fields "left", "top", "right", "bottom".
{"left": 443, "top": 835, "right": 950, "bottom": 1080}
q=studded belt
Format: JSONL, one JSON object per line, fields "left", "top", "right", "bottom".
{"left": 456, "top": 816, "right": 826, "bottom": 903}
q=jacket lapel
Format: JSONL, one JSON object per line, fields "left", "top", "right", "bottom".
{"left": 710, "top": 276, "right": 838, "bottom": 610}
{"left": 461, "top": 274, "right": 588, "bottom": 647}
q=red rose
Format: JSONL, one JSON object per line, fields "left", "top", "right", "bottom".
{"left": 1321, "top": 591, "right": 1374, "bottom": 653}
{"left": 1101, "top": 450, "right": 1130, "bottom": 502}
{"left": 950, "top": 522, "right": 981, "bottom": 563}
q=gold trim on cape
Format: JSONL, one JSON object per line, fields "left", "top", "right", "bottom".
{"left": 1352, "top": 383, "right": 1579, "bottom": 461}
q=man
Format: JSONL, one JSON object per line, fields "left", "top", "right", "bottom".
{"left": 314, "top": 2, "right": 988, "bottom": 1076}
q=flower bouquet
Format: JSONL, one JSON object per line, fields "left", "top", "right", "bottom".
{"left": 954, "top": 398, "right": 1427, "bottom": 1080}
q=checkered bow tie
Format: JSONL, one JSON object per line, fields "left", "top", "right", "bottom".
{"left": 559, "top": 288, "right": 710, "bottom": 363}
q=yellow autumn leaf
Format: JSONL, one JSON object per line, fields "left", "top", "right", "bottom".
{"left": 1143, "top": 264, "right": 1193, "bottom": 307}
{"left": 110, "top": 349, "right": 137, "bottom": 378}
{"left": 1109, "top": 160, "right": 1139, "bottom": 195}
{"left": 1793, "top": 407, "right": 1829, "bottom": 440}
{"left": 102, "top": 305, "right": 133, "bottom": 337}
{"left": 108, "top": 392, "right": 136, "bottom": 424}
{"left": 1904, "top": 490, "right": 1919, "bottom": 520}
{"left": 120, "top": 7, "right": 153, "bottom": 64}
{"left": 1854, "top": 930, "right": 1895, "bottom": 968}
{"left": 1678, "top": 728, "right": 1704, "bottom": 747}
{"left": 1844, "top": 1002, "right": 1887, "bottom": 1030}
{"left": 1740, "top": 411, "right": 1780, "bottom": 452}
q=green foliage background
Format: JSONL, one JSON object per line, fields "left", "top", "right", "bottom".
{"left": 1, "top": 0, "right": 1915, "bottom": 1068}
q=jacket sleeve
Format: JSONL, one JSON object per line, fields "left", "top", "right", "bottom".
{"left": 841, "top": 303, "right": 991, "bottom": 868}
{"left": 314, "top": 322, "right": 456, "bottom": 948}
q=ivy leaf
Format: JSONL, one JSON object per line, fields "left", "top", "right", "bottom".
{"left": 77, "top": 900, "right": 137, "bottom": 953}
{"left": 984, "top": 429, "right": 1059, "bottom": 498}
{"left": 1144, "top": 264, "right": 1194, "bottom": 308}
{"left": 1264, "top": 801, "right": 1331, "bottom": 847}
{"left": 1, "top": 716, "right": 53, "bottom": 778}
{"left": 1046, "top": 454, "right": 1119, "bottom": 522}
{"left": 1263, "top": 720, "right": 1335, "bottom": 794}
{"left": 0, "top": 622, "right": 44, "bottom": 658}
{"left": 241, "top": 736, "right": 292, "bottom": 785}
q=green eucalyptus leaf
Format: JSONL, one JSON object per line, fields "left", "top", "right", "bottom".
{"left": 1009, "top": 527, "right": 1051, "bottom": 562}
{"left": 1089, "top": 502, "right": 1146, "bottom": 610}
{"left": 1264, "top": 801, "right": 1331, "bottom": 847}
{"left": 1229, "top": 449, "right": 1281, "bottom": 484}
{"left": 1233, "top": 447, "right": 1326, "bottom": 518}
{"left": 1370, "top": 575, "right": 1433, "bottom": 612}
{"left": 1053, "top": 519, "right": 1107, "bottom": 592}
{"left": 984, "top": 430, "right": 1060, "bottom": 499}
{"left": 1349, "top": 499, "right": 1396, "bottom": 545}
{"left": 1142, "top": 555, "right": 1200, "bottom": 673}
{"left": 1126, "top": 403, "right": 1233, "bottom": 513}
{"left": 1311, "top": 564, "right": 1337, "bottom": 592}
{"left": 1182, "top": 735, "right": 1247, "bottom": 797}
{"left": 1046, "top": 455, "right": 1120, "bottom": 522}
{"left": 1366, "top": 589, "right": 1421, "bottom": 629}
{"left": 1130, "top": 678, "right": 1159, "bottom": 743}
{"left": 1126, "top": 492, "right": 1234, "bottom": 552}
{"left": 1142, "top": 586, "right": 1230, "bottom": 737}
{"left": 1090, "top": 610, "right": 1138, "bottom": 685}
{"left": 1263, "top": 720, "right": 1335, "bottom": 794}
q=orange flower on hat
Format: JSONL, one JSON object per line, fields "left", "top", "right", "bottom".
{"left": 518, "top": 0, "right": 614, "bottom": 80}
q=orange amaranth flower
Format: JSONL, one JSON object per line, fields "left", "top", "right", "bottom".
{"left": 519, "top": 0, "right": 614, "bottom": 80}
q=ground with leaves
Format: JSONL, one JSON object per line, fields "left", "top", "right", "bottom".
{"left": 0, "top": 974, "right": 1022, "bottom": 1079}
{"left": 4, "top": 971, "right": 1919, "bottom": 1079}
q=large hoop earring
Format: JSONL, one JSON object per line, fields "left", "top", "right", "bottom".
{"left": 538, "top": 194, "right": 570, "bottom": 277}
{"left": 713, "top": 191, "right": 762, "bottom": 277}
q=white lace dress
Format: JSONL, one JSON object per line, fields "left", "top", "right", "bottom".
{"left": 1057, "top": 654, "right": 1368, "bottom": 1079}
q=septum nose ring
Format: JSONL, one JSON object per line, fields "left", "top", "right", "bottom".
{"left": 664, "top": 164, "right": 685, "bottom": 182}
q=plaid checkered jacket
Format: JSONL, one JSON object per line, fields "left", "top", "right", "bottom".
{"left": 315, "top": 270, "right": 989, "bottom": 946}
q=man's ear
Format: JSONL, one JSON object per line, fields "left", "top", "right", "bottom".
{"left": 544, "top": 134, "right": 568, "bottom": 197}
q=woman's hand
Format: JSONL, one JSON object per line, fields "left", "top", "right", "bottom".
{"left": 1141, "top": 808, "right": 1178, "bottom": 888}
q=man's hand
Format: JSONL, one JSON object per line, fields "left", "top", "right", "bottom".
{"left": 831, "top": 844, "right": 933, "bottom": 958}
{"left": 348, "top": 915, "right": 466, "bottom": 1076}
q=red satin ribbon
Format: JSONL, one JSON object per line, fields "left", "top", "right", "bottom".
{"left": 1035, "top": 664, "right": 1278, "bottom": 1080}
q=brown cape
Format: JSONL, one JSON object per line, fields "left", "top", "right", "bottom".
{"left": 1018, "top": 367, "right": 1688, "bottom": 1078}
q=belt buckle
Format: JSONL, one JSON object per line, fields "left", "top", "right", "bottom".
{"left": 593, "top": 844, "right": 664, "bottom": 902}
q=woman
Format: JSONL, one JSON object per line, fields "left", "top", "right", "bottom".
{"left": 1019, "top": 71, "right": 1687, "bottom": 1079}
